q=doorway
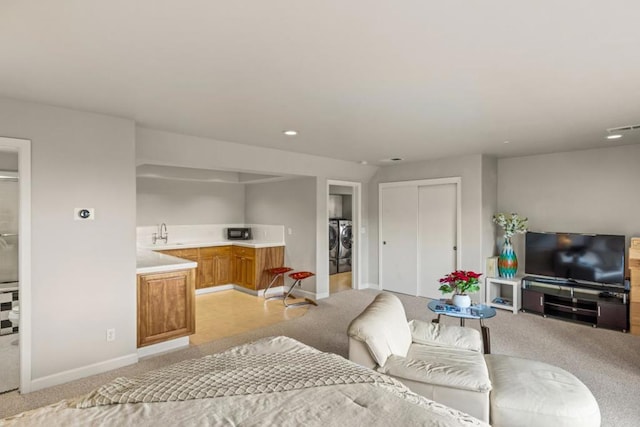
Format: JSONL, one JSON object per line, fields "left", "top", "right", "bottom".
{"left": 327, "top": 181, "right": 360, "bottom": 295}
{"left": 0, "top": 137, "right": 31, "bottom": 394}
{"left": 379, "top": 178, "right": 461, "bottom": 297}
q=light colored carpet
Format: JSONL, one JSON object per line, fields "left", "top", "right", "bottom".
{"left": 1, "top": 289, "right": 639, "bottom": 426}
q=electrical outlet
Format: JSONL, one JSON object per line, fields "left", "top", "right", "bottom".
{"left": 106, "top": 328, "right": 116, "bottom": 342}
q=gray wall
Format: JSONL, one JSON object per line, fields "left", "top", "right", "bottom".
{"left": 368, "top": 154, "right": 488, "bottom": 287}
{"left": 497, "top": 144, "right": 640, "bottom": 269}
{"left": 136, "top": 177, "right": 245, "bottom": 226}
{"left": 0, "top": 98, "right": 137, "bottom": 382}
{"left": 245, "top": 177, "right": 317, "bottom": 292}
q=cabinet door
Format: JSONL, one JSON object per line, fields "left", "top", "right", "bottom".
{"left": 137, "top": 269, "right": 195, "bottom": 348}
{"left": 214, "top": 249, "right": 232, "bottom": 285}
{"left": 198, "top": 256, "right": 215, "bottom": 288}
{"left": 522, "top": 288, "right": 545, "bottom": 315}
{"left": 598, "top": 300, "right": 628, "bottom": 331}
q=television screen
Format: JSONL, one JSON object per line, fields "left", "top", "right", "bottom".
{"left": 525, "top": 232, "right": 626, "bottom": 286}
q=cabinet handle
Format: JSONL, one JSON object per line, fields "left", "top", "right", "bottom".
{"left": 597, "top": 306, "right": 601, "bottom": 317}
{"left": 539, "top": 296, "right": 543, "bottom": 306}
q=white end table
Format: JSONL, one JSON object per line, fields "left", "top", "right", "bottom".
{"left": 485, "top": 276, "right": 523, "bottom": 314}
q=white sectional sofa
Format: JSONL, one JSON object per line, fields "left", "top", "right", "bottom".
{"left": 347, "top": 292, "right": 601, "bottom": 427}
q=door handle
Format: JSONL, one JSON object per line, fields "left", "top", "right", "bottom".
{"left": 383, "top": 241, "right": 387, "bottom": 245}
{"left": 453, "top": 246, "right": 457, "bottom": 250}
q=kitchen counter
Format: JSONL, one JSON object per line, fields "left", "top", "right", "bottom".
{"left": 138, "top": 240, "right": 285, "bottom": 250}
{"left": 136, "top": 248, "right": 198, "bottom": 274}
{"left": 136, "top": 240, "right": 285, "bottom": 274}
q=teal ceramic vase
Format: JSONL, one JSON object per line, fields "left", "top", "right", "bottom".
{"left": 498, "top": 237, "right": 517, "bottom": 278}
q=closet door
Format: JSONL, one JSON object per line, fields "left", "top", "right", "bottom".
{"left": 380, "top": 186, "right": 418, "bottom": 295}
{"left": 417, "top": 183, "right": 457, "bottom": 299}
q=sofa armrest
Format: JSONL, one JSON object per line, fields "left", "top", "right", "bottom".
{"left": 409, "top": 319, "right": 482, "bottom": 352}
{"left": 379, "top": 348, "right": 492, "bottom": 393}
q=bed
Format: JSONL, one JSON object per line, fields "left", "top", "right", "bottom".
{"left": 1, "top": 336, "right": 488, "bottom": 426}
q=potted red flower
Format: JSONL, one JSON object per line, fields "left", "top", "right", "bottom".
{"left": 438, "top": 270, "right": 482, "bottom": 308}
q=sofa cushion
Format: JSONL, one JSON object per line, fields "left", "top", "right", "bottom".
{"left": 485, "top": 354, "right": 601, "bottom": 427}
{"left": 409, "top": 319, "right": 483, "bottom": 352}
{"left": 379, "top": 344, "right": 492, "bottom": 393}
{"left": 347, "top": 293, "right": 412, "bottom": 366}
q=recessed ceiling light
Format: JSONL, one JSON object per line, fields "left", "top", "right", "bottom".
{"left": 503, "top": 140, "right": 510, "bottom": 144}
{"left": 283, "top": 130, "right": 298, "bottom": 136}
{"left": 359, "top": 160, "right": 368, "bottom": 165}
{"left": 606, "top": 134, "right": 622, "bottom": 140}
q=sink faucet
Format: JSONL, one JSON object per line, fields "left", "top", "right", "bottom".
{"left": 153, "top": 223, "right": 169, "bottom": 244}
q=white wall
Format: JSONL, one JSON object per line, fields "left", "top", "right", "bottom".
{"left": 136, "top": 127, "right": 377, "bottom": 295}
{"left": 136, "top": 177, "right": 245, "bottom": 226}
{"left": 0, "top": 150, "right": 18, "bottom": 171}
{"left": 368, "top": 155, "right": 488, "bottom": 288}
{"left": 245, "top": 178, "right": 317, "bottom": 292}
{"left": 0, "top": 98, "right": 137, "bottom": 386}
{"left": 482, "top": 155, "right": 499, "bottom": 263}
{"left": 498, "top": 144, "right": 640, "bottom": 268}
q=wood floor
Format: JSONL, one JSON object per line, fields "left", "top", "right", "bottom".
{"left": 189, "top": 290, "right": 309, "bottom": 345}
{"left": 330, "top": 272, "right": 352, "bottom": 294}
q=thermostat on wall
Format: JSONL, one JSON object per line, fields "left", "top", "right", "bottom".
{"left": 74, "top": 208, "right": 95, "bottom": 220}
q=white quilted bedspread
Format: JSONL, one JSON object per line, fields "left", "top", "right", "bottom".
{"left": 2, "top": 336, "right": 489, "bottom": 427}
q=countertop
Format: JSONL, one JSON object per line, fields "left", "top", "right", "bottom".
{"left": 136, "top": 240, "right": 285, "bottom": 274}
{"left": 136, "top": 249, "right": 198, "bottom": 274}
{"left": 138, "top": 240, "right": 285, "bottom": 251}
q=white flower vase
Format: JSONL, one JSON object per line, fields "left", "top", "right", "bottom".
{"left": 452, "top": 294, "right": 471, "bottom": 308}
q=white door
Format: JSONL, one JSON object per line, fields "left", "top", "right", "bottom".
{"left": 380, "top": 186, "right": 418, "bottom": 295}
{"left": 418, "top": 184, "right": 457, "bottom": 298}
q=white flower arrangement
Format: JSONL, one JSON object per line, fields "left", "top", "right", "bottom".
{"left": 492, "top": 212, "right": 528, "bottom": 238}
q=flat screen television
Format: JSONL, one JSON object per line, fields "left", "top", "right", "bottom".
{"left": 525, "top": 232, "right": 626, "bottom": 287}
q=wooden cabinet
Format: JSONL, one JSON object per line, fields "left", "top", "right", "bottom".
{"left": 157, "top": 245, "right": 284, "bottom": 291}
{"left": 253, "top": 246, "right": 285, "bottom": 289}
{"left": 630, "top": 239, "right": 640, "bottom": 335}
{"left": 232, "top": 246, "right": 286, "bottom": 290}
{"left": 200, "top": 246, "right": 232, "bottom": 287}
{"left": 159, "top": 247, "right": 232, "bottom": 289}
{"left": 232, "top": 246, "right": 256, "bottom": 289}
{"left": 137, "top": 268, "right": 196, "bottom": 348}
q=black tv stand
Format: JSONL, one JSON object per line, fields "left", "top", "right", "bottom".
{"left": 521, "top": 276, "right": 628, "bottom": 332}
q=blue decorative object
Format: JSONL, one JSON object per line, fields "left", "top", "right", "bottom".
{"left": 498, "top": 237, "right": 518, "bottom": 278}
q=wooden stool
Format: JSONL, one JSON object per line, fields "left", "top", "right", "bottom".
{"left": 284, "top": 271, "right": 318, "bottom": 308}
{"left": 263, "top": 267, "right": 294, "bottom": 300}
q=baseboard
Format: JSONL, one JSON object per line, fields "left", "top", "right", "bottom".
{"left": 137, "top": 336, "right": 189, "bottom": 359}
{"left": 315, "top": 291, "right": 330, "bottom": 300}
{"left": 29, "top": 352, "right": 138, "bottom": 392}
{"left": 195, "top": 284, "right": 234, "bottom": 295}
{"left": 359, "top": 283, "right": 380, "bottom": 290}
{"left": 291, "top": 288, "right": 320, "bottom": 300}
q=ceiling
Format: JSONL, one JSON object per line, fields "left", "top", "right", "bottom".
{"left": 1, "top": 1, "right": 640, "bottom": 165}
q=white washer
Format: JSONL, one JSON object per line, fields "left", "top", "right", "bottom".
{"left": 338, "top": 220, "right": 352, "bottom": 273}
{"left": 329, "top": 220, "right": 339, "bottom": 275}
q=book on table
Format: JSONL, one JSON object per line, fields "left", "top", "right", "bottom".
{"left": 433, "top": 300, "right": 481, "bottom": 317}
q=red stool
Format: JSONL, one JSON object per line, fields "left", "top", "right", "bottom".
{"left": 284, "top": 271, "right": 318, "bottom": 308}
{"left": 263, "top": 267, "right": 294, "bottom": 300}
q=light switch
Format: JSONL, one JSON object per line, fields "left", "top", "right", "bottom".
{"left": 74, "top": 208, "right": 95, "bottom": 220}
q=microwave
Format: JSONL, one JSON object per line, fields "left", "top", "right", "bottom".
{"left": 227, "top": 227, "right": 252, "bottom": 240}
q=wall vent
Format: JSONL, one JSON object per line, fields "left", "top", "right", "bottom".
{"left": 607, "top": 124, "right": 640, "bottom": 132}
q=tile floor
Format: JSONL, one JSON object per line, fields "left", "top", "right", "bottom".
{"left": 0, "top": 333, "right": 18, "bottom": 394}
